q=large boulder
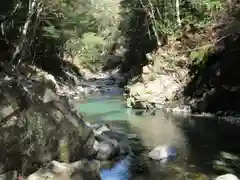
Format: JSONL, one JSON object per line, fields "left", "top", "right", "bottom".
{"left": 87, "top": 123, "right": 131, "bottom": 161}
{"left": 0, "top": 77, "right": 95, "bottom": 176}
{"left": 125, "top": 74, "right": 181, "bottom": 109}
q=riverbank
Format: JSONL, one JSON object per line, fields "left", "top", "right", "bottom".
{"left": 2, "top": 62, "right": 240, "bottom": 180}
{"left": 123, "top": 40, "right": 193, "bottom": 115}
{"left": 0, "top": 63, "right": 108, "bottom": 177}
{"left": 0, "top": 60, "right": 131, "bottom": 178}
{"left": 27, "top": 92, "right": 240, "bottom": 180}
{"left": 123, "top": 14, "right": 240, "bottom": 116}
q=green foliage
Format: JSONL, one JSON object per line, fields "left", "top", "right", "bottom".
{"left": 120, "top": 0, "right": 224, "bottom": 37}
{"left": 0, "top": 0, "right": 225, "bottom": 72}
{"left": 0, "top": 0, "right": 121, "bottom": 72}
{"left": 189, "top": 50, "right": 206, "bottom": 64}
{"left": 43, "top": 0, "right": 121, "bottom": 71}
{"left": 76, "top": 33, "right": 106, "bottom": 71}
{"left": 189, "top": 44, "right": 215, "bottom": 66}
{"left": 117, "top": 0, "right": 225, "bottom": 73}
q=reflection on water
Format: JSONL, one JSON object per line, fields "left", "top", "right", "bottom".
{"left": 100, "top": 155, "right": 133, "bottom": 180}
{"left": 75, "top": 95, "right": 240, "bottom": 179}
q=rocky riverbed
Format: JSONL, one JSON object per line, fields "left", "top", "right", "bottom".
{"left": 55, "top": 69, "right": 124, "bottom": 99}
{"left": 0, "top": 65, "right": 129, "bottom": 180}
{"left": 124, "top": 63, "right": 192, "bottom": 115}
{"left": 1, "top": 63, "right": 240, "bottom": 180}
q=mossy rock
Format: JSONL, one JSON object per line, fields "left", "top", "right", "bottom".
{"left": 0, "top": 80, "right": 95, "bottom": 175}
{"left": 189, "top": 45, "right": 215, "bottom": 66}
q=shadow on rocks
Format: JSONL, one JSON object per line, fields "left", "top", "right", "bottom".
{"left": 0, "top": 78, "right": 96, "bottom": 177}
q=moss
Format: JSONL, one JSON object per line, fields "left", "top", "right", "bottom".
{"left": 187, "top": 173, "right": 208, "bottom": 180}
{"left": 59, "top": 137, "right": 70, "bottom": 163}
{"left": 145, "top": 89, "right": 153, "bottom": 94}
{"left": 189, "top": 44, "right": 216, "bottom": 74}
{"left": 190, "top": 47, "right": 206, "bottom": 65}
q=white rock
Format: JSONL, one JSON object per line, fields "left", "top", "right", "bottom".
{"left": 93, "top": 140, "right": 100, "bottom": 151}
{"left": 94, "top": 125, "right": 110, "bottom": 136}
{"left": 126, "top": 74, "right": 181, "bottom": 109}
{"left": 73, "top": 96, "right": 80, "bottom": 100}
{"left": 148, "top": 145, "right": 176, "bottom": 160}
{"left": 44, "top": 74, "right": 59, "bottom": 89}
{"left": 149, "top": 145, "right": 169, "bottom": 160}
{"left": 215, "top": 174, "right": 239, "bottom": 180}
{"left": 142, "top": 65, "right": 152, "bottom": 74}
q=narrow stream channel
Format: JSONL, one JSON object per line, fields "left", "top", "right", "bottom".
{"left": 73, "top": 93, "right": 240, "bottom": 180}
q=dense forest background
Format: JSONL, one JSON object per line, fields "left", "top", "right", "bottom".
{"left": 0, "top": 0, "right": 228, "bottom": 75}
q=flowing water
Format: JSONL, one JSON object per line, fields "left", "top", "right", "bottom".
{"left": 74, "top": 94, "right": 240, "bottom": 180}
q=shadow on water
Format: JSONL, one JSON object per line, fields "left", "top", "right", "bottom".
{"left": 180, "top": 116, "right": 240, "bottom": 176}
{"left": 76, "top": 95, "right": 240, "bottom": 179}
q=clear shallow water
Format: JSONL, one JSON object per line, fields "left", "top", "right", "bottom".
{"left": 74, "top": 95, "right": 129, "bottom": 121}
{"left": 74, "top": 94, "right": 240, "bottom": 180}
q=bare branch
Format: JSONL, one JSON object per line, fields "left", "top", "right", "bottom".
{"left": 10, "top": 0, "right": 42, "bottom": 66}
{"left": 0, "top": 1, "right": 22, "bottom": 24}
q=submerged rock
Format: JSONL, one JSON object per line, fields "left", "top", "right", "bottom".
{"left": 95, "top": 133, "right": 129, "bottom": 160}
{"left": 96, "top": 140, "right": 119, "bottom": 161}
{"left": 100, "top": 155, "right": 132, "bottom": 180}
{"left": 103, "top": 131, "right": 130, "bottom": 156}
{"left": 215, "top": 174, "right": 239, "bottom": 180}
{"left": 88, "top": 123, "right": 131, "bottom": 161}
{"left": 148, "top": 145, "right": 177, "bottom": 161}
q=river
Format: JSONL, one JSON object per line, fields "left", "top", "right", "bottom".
{"left": 73, "top": 92, "right": 240, "bottom": 180}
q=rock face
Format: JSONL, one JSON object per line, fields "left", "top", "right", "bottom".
{"left": 0, "top": 76, "right": 95, "bottom": 176}
{"left": 0, "top": 171, "right": 18, "bottom": 180}
{"left": 182, "top": 32, "right": 240, "bottom": 115}
{"left": 125, "top": 73, "right": 181, "bottom": 109}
